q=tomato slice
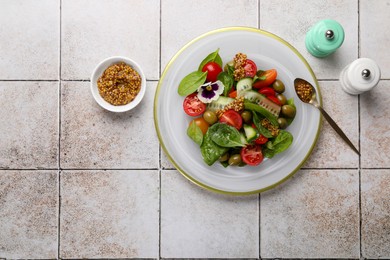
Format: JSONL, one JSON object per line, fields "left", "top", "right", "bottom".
{"left": 202, "top": 62, "right": 223, "bottom": 82}
{"left": 219, "top": 109, "right": 243, "bottom": 130}
{"left": 244, "top": 59, "right": 257, "bottom": 78}
{"left": 241, "top": 144, "right": 264, "bottom": 166}
{"left": 228, "top": 90, "right": 237, "bottom": 98}
{"left": 258, "top": 87, "right": 276, "bottom": 97}
{"left": 253, "top": 69, "right": 278, "bottom": 89}
{"left": 254, "top": 134, "right": 268, "bottom": 145}
{"left": 183, "top": 93, "right": 206, "bottom": 117}
{"left": 266, "top": 95, "right": 282, "bottom": 106}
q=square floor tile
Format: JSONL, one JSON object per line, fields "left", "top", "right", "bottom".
{"left": 260, "top": 0, "right": 358, "bottom": 80}
{"left": 361, "top": 169, "right": 390, "bottom": 259}
{"left": 60, "top": 81, "right": 159, "bottom": 169}
{"left": 361, "top": 80, "right": 390, "bottom": 168}
{"left": 60, "top": 170, "right": 159, "bottom": 258}
{"left": 0, "top": 82, "right": 59, "bottom": 169}
{"left": 61, "top": 0, "right": 159, "bottom": 80}
{"left": 303, "top": 81, "right": 359, "bottom": 168}
{"left": 0, "top": 0, "right": 59, "bottom": 80}
{"left": 361, "top": 0, "right": 390, "bottom": 79}
{"left": 260, "top": 169, "right": 359, "bottom": 258}
{"left": 161, "top": 170, "right": 259, "bottom": 258}
{"left": 161, "top": 0, "right": 258, "bottom": 70}
{"left": 0, "top": 170, "right": 58, "bottom": 259}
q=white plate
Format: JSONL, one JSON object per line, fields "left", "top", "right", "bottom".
{"left": 154, "top": 27, "right": 321, "bottom": 195}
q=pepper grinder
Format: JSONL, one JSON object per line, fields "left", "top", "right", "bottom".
{"left": 339, "top": 58, "right": 381, "bottom": 95}
{"left": 305, "top": 19, "right": 345, "bottom": 57}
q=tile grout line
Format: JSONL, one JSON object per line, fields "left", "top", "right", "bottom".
{"left": 158, "top": 0, "right": 162, "bottom": 259}
{"left": 357, "top": 0, "right": 363, "bottom": 258}
{"left": 58, "top": 0, "right": 62, "bottom": 258}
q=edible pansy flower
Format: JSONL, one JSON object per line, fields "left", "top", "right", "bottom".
{"left": 197, "top": 80, "right": 224, "bottom": 103}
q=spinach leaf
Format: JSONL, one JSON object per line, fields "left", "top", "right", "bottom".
{"left": 187, "top": 121, "right": 203, "bottom": 146}
{"left": 263, "top": 130, "right": 293, "bottom": 158}
{"left": 217, "top": 72, "right": 234, "bottom": 96}
{"left": 178, "top": 71, "right": 207, "bottom": 96}
{"left": 210, "top": 123, "right": 245, "bottom": 148}
{"left": 252, "top": 111, "right": 273, "bottom": 138}
{"left": 225, "top": 62, "right": 235, "bottom": 77}
{"left": 198, "top": 48, "right": 223, "bottom": 71}
{"left": 244, "top": 101, "right": 279, "bottom": 126}
{"left": 200, "top": 124, "right": 229, "bottom": 166}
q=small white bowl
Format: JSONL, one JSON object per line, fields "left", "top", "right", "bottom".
{"left": 91, "top": 56, "right": 146, "bottom": 112}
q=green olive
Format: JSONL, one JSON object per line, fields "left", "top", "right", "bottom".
{"left": 241, "top": 110, "right": 252, "bottom": 123}
{"left": 219, "top": 153, "right": 229, "bottom": 162}
{"left": 228, "top": 154, "right": 242, "bottom": 166}
{"left": 203, "top": 110, "right": 218, "bottom": 125}
{"left": 272, "top": 79, "right": 285, "bottom": 93}
{"left": 281, "top": 105, "right": 296, "bottom": 118}
{"left": 278, "top": 117, "right": 288, "bottom": 129}
{"left": 276, "top": 94, "right": 287, "bottom": 105}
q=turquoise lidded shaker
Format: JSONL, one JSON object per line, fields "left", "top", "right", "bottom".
{"left": 305, "top": 19, "right": 345, "bottom": 58}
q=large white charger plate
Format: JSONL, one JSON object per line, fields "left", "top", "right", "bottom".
{"left": 154, "top": 27, "right": 321, "bottom": 195}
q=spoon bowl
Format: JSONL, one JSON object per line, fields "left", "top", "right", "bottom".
{"left": 294, "top": 78, "right": 360, "bottom": 155}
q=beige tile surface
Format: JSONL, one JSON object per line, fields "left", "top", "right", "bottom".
{"left": 161, "top": 170, "right": 259, "bottom": 258}
{"left": 260, "top": 0, "right": 358, "bottom": 80}
{"left": 303, "top": 81, "right": 359, "bottom": 168}
{"left": 161, "top": 0, "right": 258, "bottom": 70}
{"left": 0, "top": 170, "right": 58, "bottom": 259}
{"left": 361, "top": 80, "right": 390, "bottom": 168}
{"left": 361, "top": 0, "right": 390, "bottom": 79}
{"left": 60, "top": 81, "right": 159, "bottom": 169}
{"left": 61, "top": 0, "right": 160, "bottom": 80}
{"left": 361, "top": 169, "right": 390, "bottom": 259}
{"left": 60, "top": 170, "right": 159, "bottom": 258}
{"left": 0, "top": 0, "right": 59, "bottom": 80}
{"left": 261, "top": 169, "right": 360, "bottom": 258}
{"left": 0, "top": 82, "right": 59, "bottom": 169}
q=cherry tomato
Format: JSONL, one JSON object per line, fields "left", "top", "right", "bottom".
{"left": 183, "top": 93, "right": 206, "bottom": 117}
{"left": 191, "top": 117, "right": 209, "bottom": 135}
{"left": 254, "top": 134, "right": 268, "bottom": 145}
{"left": 258, "top": 87, "right": 276, "bottom": 97}
{"left": 244, "top": 59, "right": 257, "bottom": 77}
{"left": 241, "top": 144, "right": 264, "bottom": 166}
{"left": 253, "top": 69, "right": 278, "bottom": 89}
{"left": 266, "top": 95, "right": 282, "bottom": 106}
{"left": 228, "top": 90, "right": 237, "bottom": 98}
{"left": 202, "top": 62, "right": 222, "bottom": 82}
{"left": 219, "top": 109, "right": 243, "bottom": 130}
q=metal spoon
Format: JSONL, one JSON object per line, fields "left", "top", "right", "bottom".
{"left": 294, "top": 78, "right": 360, "bottom": 155}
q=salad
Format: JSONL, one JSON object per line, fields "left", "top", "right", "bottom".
{"left": 178, "top": 49, "right": 296, "bottom": 167}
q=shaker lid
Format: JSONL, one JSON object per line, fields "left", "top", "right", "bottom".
{"left": 346, "top": 58, "right": 381, "bottom": 91}
{"left": 310, "top": 19, "right": 345, "bottom": 54}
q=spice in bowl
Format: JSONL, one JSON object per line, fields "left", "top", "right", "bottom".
{"left": 97, "top": 62, "right": 141, "bottom": 106}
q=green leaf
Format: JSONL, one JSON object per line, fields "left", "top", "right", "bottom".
{"left": 187, "top": 121, "right": 203, "bottom": 146}
{"left": 225, "top": 62, "right": 235, "bottom": 77}
{"left": 263, "top": 130, "right": 293, "bottom": 158}
{"left": 244, "top": 101, "right": 279, "bottom": 126}
{"left": 217, "top": 72, "right": 234, "bottom": 96}
{"left": 252, "top": 112, "right": 273, "bottom": 138}
{"left": 178, "top": 71, "right": 207, "bottom": 96}
{"left": 210, "top": 123, "right": 246, "bottom": 148}
{"left": 200, "top": 124, "right": 229, "bottom": 166}
{"left": 198, "top": 49, "right": 223, "bottom": 71}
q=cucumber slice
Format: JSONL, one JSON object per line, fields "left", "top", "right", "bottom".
{"left": 236, "top": 78, "right": 253, "bottom": 96}
{"left": 243, "top": 124, "right": 259, "bottom": 142}
{"left": 207, "top": 96, "right": 234, "bottom": 112}
{"left": 241, "top": 90, "right": 281, "bottom": 117}
{"left": 245, "top": 101, "right": 279, "bottom": 126}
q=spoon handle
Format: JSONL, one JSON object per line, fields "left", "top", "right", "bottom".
{"left": 317, "top": 106, "right": 360, "bottom": 155}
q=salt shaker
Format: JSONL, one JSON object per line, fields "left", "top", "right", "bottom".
{"left": 305, "top": 19, "right": 345, "bottom": 57}
{"left": 339, "top": 58, "right": 381, "bottom": 95}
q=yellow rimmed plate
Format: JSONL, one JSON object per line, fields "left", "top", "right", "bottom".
{"left": 154, "top": 27, "right": 321, "bottom": 195}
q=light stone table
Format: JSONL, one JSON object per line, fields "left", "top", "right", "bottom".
{"left": 0, "top": 0, "right": 389, "bottom": 259}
